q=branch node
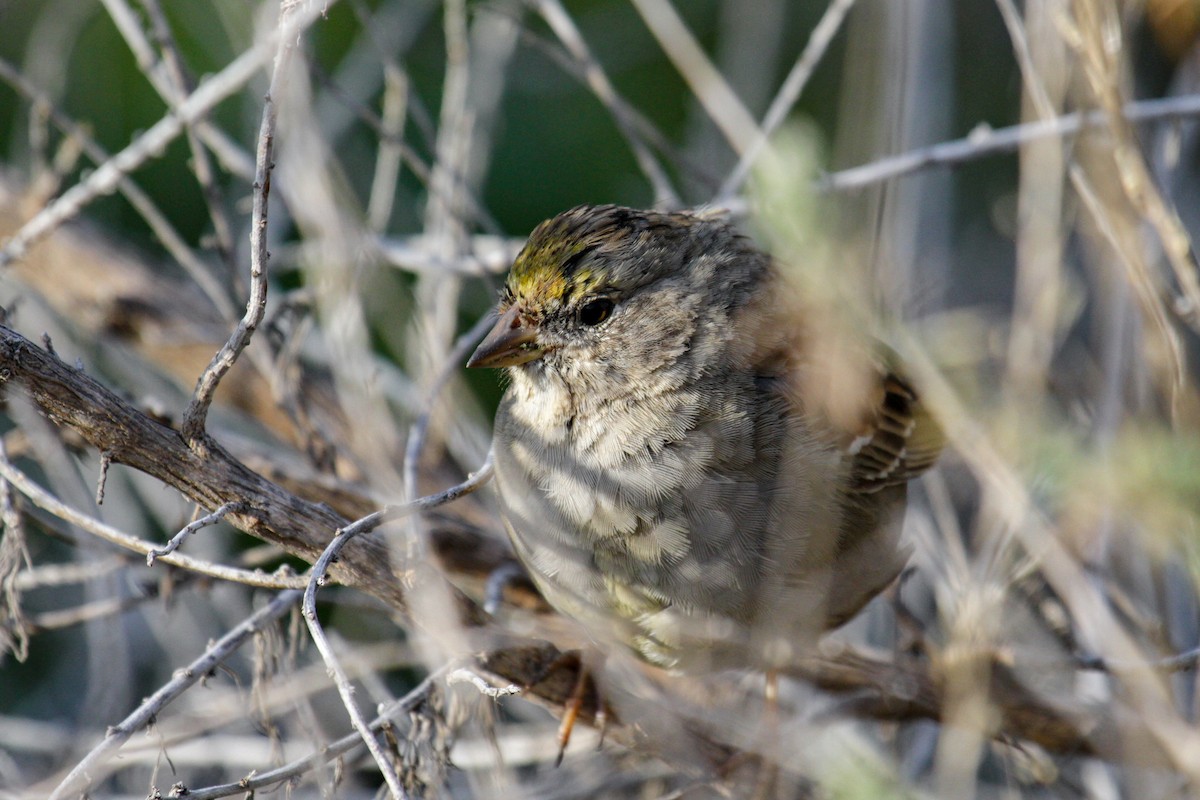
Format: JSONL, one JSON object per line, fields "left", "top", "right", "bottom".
{"left": 94, "top": 451, "right": 112, "bottom": 506}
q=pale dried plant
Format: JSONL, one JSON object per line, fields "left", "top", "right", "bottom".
{"left": 0, "top": 1, "right": 1198, "bottom": 799}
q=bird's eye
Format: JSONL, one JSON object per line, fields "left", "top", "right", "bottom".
{"left": 577, "top": 297, "right": 615, "bottom": 327}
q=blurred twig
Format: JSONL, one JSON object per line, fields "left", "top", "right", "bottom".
{"left": 1070, "top": 0, "right": 1200, "bottom": 336}
{"left": 536, "top": 0, "right": 682, "bottom": 207}
{"left": 0, "top": 56, "right": 236, "bottom": 318}
{"left": 183, "top": 669, "right": 446, "bottom": 800}
{"left": 0, "top": 1, "right": 330, "bottom": 266}
{"left": 629, "top": 0, "right": 762, "bottom": 159}
{"left": 716, "top": 0, "right": 858, "bottom": 203}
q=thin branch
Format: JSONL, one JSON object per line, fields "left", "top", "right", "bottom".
{"left": 1069, "top": 0, "right": 1200, "bottom": 335}
{"left": 366, "top": 66, "right": 409, "bottom": 233}
{"left": 181, "top": 0, "right": 313, "bottom": 440}
{"left": 628, "top": 0, "right": 763, "bottom": 159}
{"left": 509, "top": 20, "right": 722, "bottom": 191}
{"left": 899, "top": 338, "right": 1200, "bottom": 782}
{"left": 85, "top": 0, "right": 258, "bottom": 186}
{"left": 385, "top": 450, "right": 495, "bottom": 531}
{"left": 303, "top": 528, "right": 408, "bottom": 798}
{"left": 0, "top": 57, "right": 237, "bottom": 319}
{"left": 15, "top": 557, "right": 126, "bottom": 590}
{"left": 375, "top": 232, "right": 522, "bottom": 276}
{"left": 28, "top": 591, "right": 159, "bottom": 632}
{"left": 47, "top": 588, "right": 303, "bottom": 800}
{"left": 0, "top": 454, "right": 307, "bottom": 590}
{"left": 300, "top": 458, "right": 494, "bottom": 797}
{"left": 100, "top": 0, "right": 237, "bottom": 282}
{"left": 0, "top": 324, "right": 401, "bottom": 604}
{"left": 0, "top": 1, "right": 331, "bottom": 267}
{"left": 401, "top": 312, "right": 497, "bottom": 557}
{"left": 141, "top": 0, "right": 239, "bottom": 267}
{"left": 715, "top": 0, "right": 858, "bottom": 203}
{"left": 183, "top": 669, "right": 445, "bottom": 800}
{"left": 536, "top": 0, "right": 681, "bottom": 207}
{"left": 94, "top": 450, "right": 111, "bottom": 505}
{"left": 821, "top": 93, "right": 1200, "bottom": 191}
{"left": 1070, "top": 160, "right": 1186, "bottom": 412}
{"left": 0, "top": 437, "right": 31, "bottom": 662}
{"left": 146, "top": 502, "right": 248, "bottom": 566}
{"left": 1075, "top": 643, "right": 1200, "bottom": 674}
{"left": 446, "top": 666, "right": 521, "bottom": 698}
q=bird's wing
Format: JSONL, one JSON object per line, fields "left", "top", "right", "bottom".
{"left": 844, "top": 365, "right": 944, "bottom": 494}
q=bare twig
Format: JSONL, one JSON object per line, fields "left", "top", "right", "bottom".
{"left": 367, "top": 66, "right": 409, "bottom": 233}
{"left": 1076, "top": 643, "right": 1200, "bottom": 674}
{"left": 147, "top": 502, "right": 248, "bottom": 566}
{"left": 629, "top": 0, "right": 762, "bottom": 159}
{"left": 303, "top": 529, "right": 408, "bottom": 798}
{"left": 89, "top": 0, "right": 258, "bottom": 185}
{"left": 0, "top": 324, "right": 400, "bottom": 602}
{"left": 94, "top": 450, "right": 111, "bottom": 506}
{"left": 995, "top": 0, "right": 1069, "bottom": 406}
{"left": 510, "top": 20, "right": 721, "bottom": 191}
{"left": 48, "top": 588, "right": 303, "bottom": 800}
{"left": 0, "top": 1, "right": 330, "bottom": 266}
{"left": 536, "top": 0, "right": 681, "bottom": 207}
{"left": 376, "top": 233, "right": 522, "bottom": 276}
{"left": 822, "top": 93, "right": 1200, "bottom": 191}
{"left": 14, "top": 557, "right": 125, "bottom": 590}
{"left": 28, "top": 592, "right": 160, "bottom": 632}
{"left": 100, "top": 0, "right": 239, "bottom": 284}
{"left": 182, "top": 0, "right": 314, "bottom": 440}
{"left": 900, "top": 338, "right": 1200, "bottom": 785}
{"left": 388, "top": 450, "right": 495, "bottom": 529}
{"left": 715, "top": 0, "right": 858, "bottom": 203}
{"left": 141, "top": 0, "right": 239, "bottom": 269}
{"left": 0, "top": 56, "right": 238, "bottom": 320}
{"left": 301, "top": 458, "right": 494, "bottom": 798}
{"left": 1069, "top": 0, "right": 1200, "bottom": 334}
{"left": 446, "top": 666, "right": 521, "bottom": 698}
{"left": 183, "top": 669, "right": 445, "bottom": 800}
{"left": 401, "top": 312, "right": 497, "bottom": 558}
{"left": 0, "top": 437, "right": 31, "bottom": 662}
{"left": 0, "top": 455, "right": 307, "bottom": 589}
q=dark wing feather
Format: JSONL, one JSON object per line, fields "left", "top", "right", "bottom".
{"left": 847, "top": 371, "right": 944, "bottom": 494}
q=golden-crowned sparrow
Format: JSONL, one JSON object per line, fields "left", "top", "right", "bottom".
{"left": 468, "top": 204, "right": 942, "bottom": 671}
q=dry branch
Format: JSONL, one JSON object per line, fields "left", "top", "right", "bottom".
{"left": 0, "top": 322, "right": 404, "bottom": 609}
{"left": 0, "top": 319, "right": 1152, "bottom": 776}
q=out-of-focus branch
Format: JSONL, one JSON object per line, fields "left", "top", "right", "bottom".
{"left": 0, "top": 57, "right": 236, "bottom": 319}
{"left": 182, "top": 669, "right": 446, "bottom": 800}
{"left": 0, "top": 0, "right": 332, "bottom": 266}
{"left": 536, "top": 0, "right": 681, "bottom": 207}
{"left": 1069, "top": 0, "right": 1200, "bottom": 337}
{"left": 715, "top": 0, "right": 858, "bottom": 203}
{"left": 629, "top": 0, "right": 762, "bottom": 160}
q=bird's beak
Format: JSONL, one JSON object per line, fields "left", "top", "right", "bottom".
{"left": 466, "top": 305, "right": 544, "bottom": 368}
